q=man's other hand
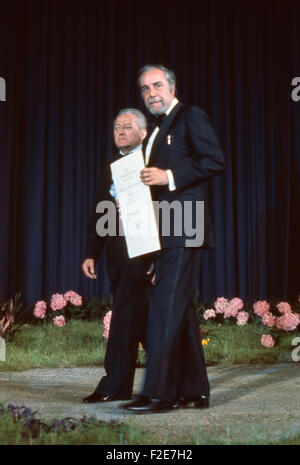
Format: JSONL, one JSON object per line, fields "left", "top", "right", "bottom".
{"left": 82, "top": 258, "right": 97, "bottom": 279}
{"left": 146, "top": 262, "right": 156, "bottom": 285}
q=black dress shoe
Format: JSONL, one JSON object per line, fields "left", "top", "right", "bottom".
{"left": 179, "top": 396, "right": 209, "bottom": 409}
{"left": 82, "top": 392, "right": 119, "bottom": 403}
{"left": 122, "top": 397, "right": 180, "bottom": 413}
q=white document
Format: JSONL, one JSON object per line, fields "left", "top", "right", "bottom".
{"left": 110, "top": 149, "right": 161, "bottom": 258}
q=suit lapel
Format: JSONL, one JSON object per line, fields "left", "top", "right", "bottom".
{"left": 148, "top": 102, "right": 184, "bottom": 164}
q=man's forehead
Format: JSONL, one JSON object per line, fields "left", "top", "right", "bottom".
{"left": 140, "top": 69, "right": 167, "bottom": 85}
{"left": 114, "top": 113, "right": 136, "bottom": 125}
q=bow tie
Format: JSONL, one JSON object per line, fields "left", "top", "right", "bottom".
{"left": 149, "top": 113, "right": 166, "bottom": 128}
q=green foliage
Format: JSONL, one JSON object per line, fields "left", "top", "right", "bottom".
{"left": 1, "top": 400, "right": 299, "bottom": 445}
{"left": 78, "top": 295, "right": 113, "bottom": 321}
{"left": 0, "top": 293, "right": 24, "bottom": 340}
{"left": 185, "top": 424, "right": 300, "bottom": 445}
{"left": 0, "top": 403, "right": 150, "bottom": 445}
{"left": 201, "top": 322, "right": 298, "bottom": 364}
{"left": 0, "top": 320, "right": 298, "bottom": 372}
{"left": 0, "top": 409, "right": 27, "bottom": 445}
{"left": 0, "top": 320, "right": 107, "bottom": 371}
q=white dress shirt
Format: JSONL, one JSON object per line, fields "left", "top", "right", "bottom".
{"left": 145, "top": 98, "right": 179, "bottom": 191}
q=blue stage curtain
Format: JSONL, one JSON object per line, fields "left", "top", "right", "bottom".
{"left": 0, "top": 0, "right": 299, "bottom": 305}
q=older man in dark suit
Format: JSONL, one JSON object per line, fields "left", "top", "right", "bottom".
{"left": 124, "top": 65, "right": 225, "bottom": 413}
{"left": 82, "top": 108, "right": 153, "bottom": 403}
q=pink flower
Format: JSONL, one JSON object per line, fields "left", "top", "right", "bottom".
{"left": 53, "top": 315, "right": 66, "bottom": 327}
{"left": 224, "top": 306, "right": 237, "bottom": 318}
{"left": 262, "top": 312, "right": 276, "bottom": 328}
{"left": 33, "top": 301, "right": 47, "bottom": 319}
{"left": 214, "top": 297, "right": 229, "bottom": 314}
{"left": 103, "top": 311, "right": 112, "bottom": 339}
{"left": 253, "top": 301, "right": 270, "bottom": 317}
{"left": 64, "top": 290, "right": 82, "bottom": 306}
{"left": 276, "top": 313, "right": 299, "bottom": 331}
{"left": 276, "top": 302, "right": 292, "bottom": 314}
{"left": 236, "top": 311, "right": 249, "bottom": 326}
{"left": 229, "top": 297, "right": 244, "bottom": 311}
{"left": 203, "top": 309, "right": 216, "bottom": 320}
{"left": 50, "top": 293, "right": 67, "bottom": 311}
{"left": 222, "top": 298, "right": 242, "bottom": 318}
{"left": 261, "top": 334, "right": 275, "bottom": 348}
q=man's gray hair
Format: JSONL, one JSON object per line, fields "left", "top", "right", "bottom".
{"left": 138, "top": 64, "right": 176, "bottom": 92}
{"left": 116, "top": 108, "right": 147, "bottom": 129}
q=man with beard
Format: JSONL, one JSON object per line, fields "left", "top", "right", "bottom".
{"left": 123, "top": 65, "right": 225, "bottom": 413}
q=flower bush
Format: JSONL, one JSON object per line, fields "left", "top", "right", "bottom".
{"left": 236, "top": 311, "right": 249, "bottom": 326}
{"left": 261, "top": 334, "right": 275, "bottom": 348}
{"left": 33, "top": 291, "right": 83, "bottom": 327}
{"left": 198, "top": 296, "right": 300, "bottom": 349}
{"left": 3, "top": 290, "right": 299, "bottom": 354}
{"left": 33, "top": 301, "right": 47, "bottom": 319}
{"left": 199, "top": 327, "right": 216, "bottom": 347}
{"left": 50, "top": 294, "right": 68, "bottom": 311}
{"left": 53, "top": 315, "right": 66, "bottom": 328}
{"left": 102, "top": 310, "right": 145, "bottom": 353}
{"left": 276, "top": 312, "right": 299, "bottom": 331}
{"left": 203, "top": 309, "right": 216, "bottom": 320}
{"left": 103, "top": 310, "right": 112, "bottom": 339}
{"left": 102, "top": 294, "right": 300, "bottom": 351}
{"left": 253, "top": 300, "right": 270, "bottom": 317}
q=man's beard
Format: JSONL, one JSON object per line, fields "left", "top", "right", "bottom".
{"left": 146, "top": 98, "right": 168, "bottom": 115}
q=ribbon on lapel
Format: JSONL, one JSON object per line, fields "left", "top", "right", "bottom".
{"left": 148, "top": 102, "right": 186, "bottom": 165}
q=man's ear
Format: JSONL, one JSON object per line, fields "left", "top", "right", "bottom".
{"left": 141, "top": 128, "right": 147, "bottom": 141}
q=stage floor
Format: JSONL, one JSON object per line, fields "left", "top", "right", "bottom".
{"left": 0, "top": 362, "right": 299, "bottom": 443}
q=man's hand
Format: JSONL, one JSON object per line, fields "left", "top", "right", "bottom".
{"left": 140, "top": 167, "right": 168, "bottom": 186}
{"left": 146, "top": 263, "right": 156, "bottom": 285}
{"left": 82, "top": 258, "right": 97, "bottom": 279}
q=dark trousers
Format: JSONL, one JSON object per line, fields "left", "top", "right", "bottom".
{"left": 141, "top": 248, "right": 210, "bottom": 402}
{"left": 95, "top": 273, "right": 150, "bottom": 399}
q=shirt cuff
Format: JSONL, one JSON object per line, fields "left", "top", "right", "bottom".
{"left": 166, "top": 170, "right": 176, "bottom": 191}
{"left": 109, "top": 183, "right": 117, "bottom": 199}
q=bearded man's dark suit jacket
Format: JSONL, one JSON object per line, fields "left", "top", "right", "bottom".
{"left": 141, "top": 102, "right": 225, "bottom": 402}
{"left": 84, "top": 154, "right": 152, "bottom": 399}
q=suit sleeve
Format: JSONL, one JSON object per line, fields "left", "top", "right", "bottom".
{"left": 171, "top": 106, "right": 225, "bottom": 190}
{"left": 84, "top": 166, "right": 111, "bottom": 261}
